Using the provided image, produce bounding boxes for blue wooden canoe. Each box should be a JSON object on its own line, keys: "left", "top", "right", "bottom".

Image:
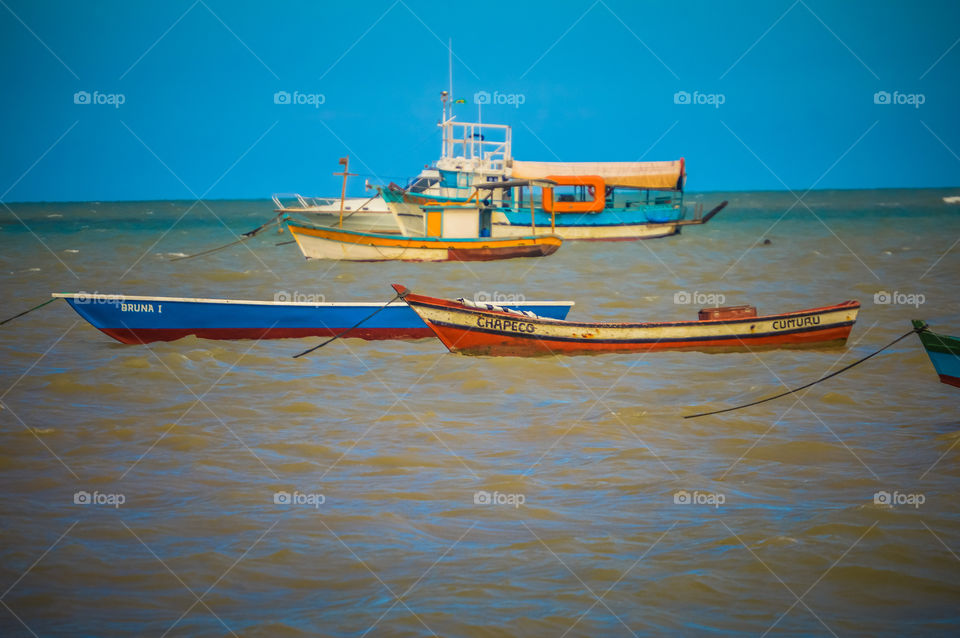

{"left": 914, "top": 320, "right": 960, "bottom": 388}
{"left": 53, "top": 293, "right": 574, "bottom": 344}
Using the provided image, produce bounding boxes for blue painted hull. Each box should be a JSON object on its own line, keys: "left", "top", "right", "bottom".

{"left": 388, "top": 190, "right": 683, "bottom": 227}
{"left": 914, "top": 320, "right": 960, "bottom": 388}
{"left": 55, "top": 294, "right": 574, "bottom": 344}
{"left": 497, "top": 205, "right": 682, "bottom": 227}
{"left": 927, "top": 350, "right": 960, "bottom": 386}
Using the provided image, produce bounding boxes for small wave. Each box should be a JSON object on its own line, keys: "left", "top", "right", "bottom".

{"left": 819, "top": 391, "right": 859, "bottom": 406}
{"left": 64, "top": 249, "right": 79, "bottom": 253}
{"left": 46, "top": 213, "right": 63, "bottom": 218}
{"left": 159, "top": 252, "right": 189, "bottom": 258}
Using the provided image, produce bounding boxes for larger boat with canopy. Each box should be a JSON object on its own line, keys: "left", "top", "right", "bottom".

{"left": 277, "top": 94, "right": 726, "bottom": 240}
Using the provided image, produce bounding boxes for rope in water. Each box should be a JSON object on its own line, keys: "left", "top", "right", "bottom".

{"left": 684, "top": 324, "right": 928, "bottom": 419}
{"left": 0, "top": 297, "right": 58, "bottom": 326}
{"left": 292, "top": 292, "right": 402, "bottom": 358}
{"left": 170, "top": 214, "right": 285, "bottom": 262}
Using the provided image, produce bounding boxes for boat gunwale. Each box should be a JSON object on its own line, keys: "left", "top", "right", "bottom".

{"left": 51, "top": 293, "right": 575, "bottom": 309}
{"left": 916, "top": 327, "right": 960, "bottom": 355}
{"left": 402, "top": 292, "right": 860, "bottom": 330}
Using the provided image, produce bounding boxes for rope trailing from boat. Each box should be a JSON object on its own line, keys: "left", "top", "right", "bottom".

{"left": 338, "top": 193, "right": 380, "bottom": 224}
{"left": 684, "top": 324, "right": 929, "bottom": 419}
{"left": 0, "top": 298, "right": 58, "bottom": 326}
{"left": 170, "top": 214, "right": 286, "bottom": 262}
{"left": 292, "top": 292, "right": 402, "bottom": 358}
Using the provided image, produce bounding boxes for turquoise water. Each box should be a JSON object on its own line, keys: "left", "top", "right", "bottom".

{"left": 1, "top": 189, "right": 959, "bottom": 636}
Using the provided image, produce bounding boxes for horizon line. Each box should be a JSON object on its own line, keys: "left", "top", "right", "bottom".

{"left": 3, "top": 184, "right": 959, "bottom": 206}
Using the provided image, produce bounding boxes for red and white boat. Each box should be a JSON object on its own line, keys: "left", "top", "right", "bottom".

{"left": 393, "top": 285, "right": 861, "bottom": 356}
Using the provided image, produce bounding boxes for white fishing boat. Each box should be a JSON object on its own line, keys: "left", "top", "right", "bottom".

{"left": 271, "top": 193, "right": 414, "bottom": 234}
{"left": 285, "top": 185, "right": 562, "bottom": 262}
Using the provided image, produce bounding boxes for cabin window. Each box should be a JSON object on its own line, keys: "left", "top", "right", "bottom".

{"left": 609, "top": 187, "right": 680, "bottom": 208}
{"left": 512, "top": 187, "right": 543, "bottom": 209}
{"left": 542, "top": 175, "right": 606, "bottom": 213}
{"left": 551, "top": 184, "right": 594, "bottom": 204}
{"left": 408, "top": 176, "right": 440, "bottom": 193}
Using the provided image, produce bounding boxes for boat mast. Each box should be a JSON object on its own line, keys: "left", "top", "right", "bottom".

{"left": 333, "top": 157, "right": 356, "bottom": 228}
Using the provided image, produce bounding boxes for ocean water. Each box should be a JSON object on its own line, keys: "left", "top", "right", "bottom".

{"left": 1, "top": 189, "right": 958, "bottom": 637}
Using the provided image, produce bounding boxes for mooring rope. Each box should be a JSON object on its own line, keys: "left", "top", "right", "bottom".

{"left": 0, "top": 297, "right": 58, "bottom": 326}
{"left": 684, "top": 324, "right": 928, "bottom": 419}
{"left": 170, "top": 214, "right": 286, "bottom": 262}
{"left": 292, "top": 292, "right": 402, "bottom": 358}
{"left": 337, "top": 193, "right": 380, "bottom": 224}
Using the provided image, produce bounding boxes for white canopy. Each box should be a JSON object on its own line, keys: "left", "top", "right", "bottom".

{"left": 511, "top": 159, "right": 684, "bottom": 190}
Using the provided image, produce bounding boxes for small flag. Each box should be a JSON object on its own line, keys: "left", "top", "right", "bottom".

{"left": 338, "top": 157, "right": 348, "bottom": 166}
{"left": 454, "top": 99, "right": 465, "bottom": 104}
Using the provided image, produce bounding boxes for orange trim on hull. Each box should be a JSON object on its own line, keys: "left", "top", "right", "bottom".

{"left": 288, "top": 223, "right": 561, "bottom": 250}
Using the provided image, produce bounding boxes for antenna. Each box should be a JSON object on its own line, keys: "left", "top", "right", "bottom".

{"left": 448, "top": 38, "right": 453, "bottom": 115}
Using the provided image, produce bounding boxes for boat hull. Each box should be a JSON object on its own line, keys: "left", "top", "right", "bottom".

{"left": 397, "top": 287, "right": 861, "bottom": 356}
{"left": 915, "top": 321, "right": 960, "bottom": 388}
{"left": 389, "top": 190, "right": 687, "bottom": 240}
{"left": 54, "top": 294, "right": 574, "bottom": 344}
{"left": 285, "top": 211, "right": 417, "bottom": 235}
{"left": 286, "top": 223, "right": 561, "bottom": 262}
{"left": 490, "top": 220, "right": 679, "bottom": 241}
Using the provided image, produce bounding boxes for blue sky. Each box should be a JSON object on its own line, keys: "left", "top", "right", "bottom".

{"left": 1, "top": 0, "right": 958, "bottom": 202}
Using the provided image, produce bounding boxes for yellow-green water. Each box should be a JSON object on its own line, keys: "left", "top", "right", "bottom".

{"left": 1, "top": 190, "right": 959, "bottom": 636}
